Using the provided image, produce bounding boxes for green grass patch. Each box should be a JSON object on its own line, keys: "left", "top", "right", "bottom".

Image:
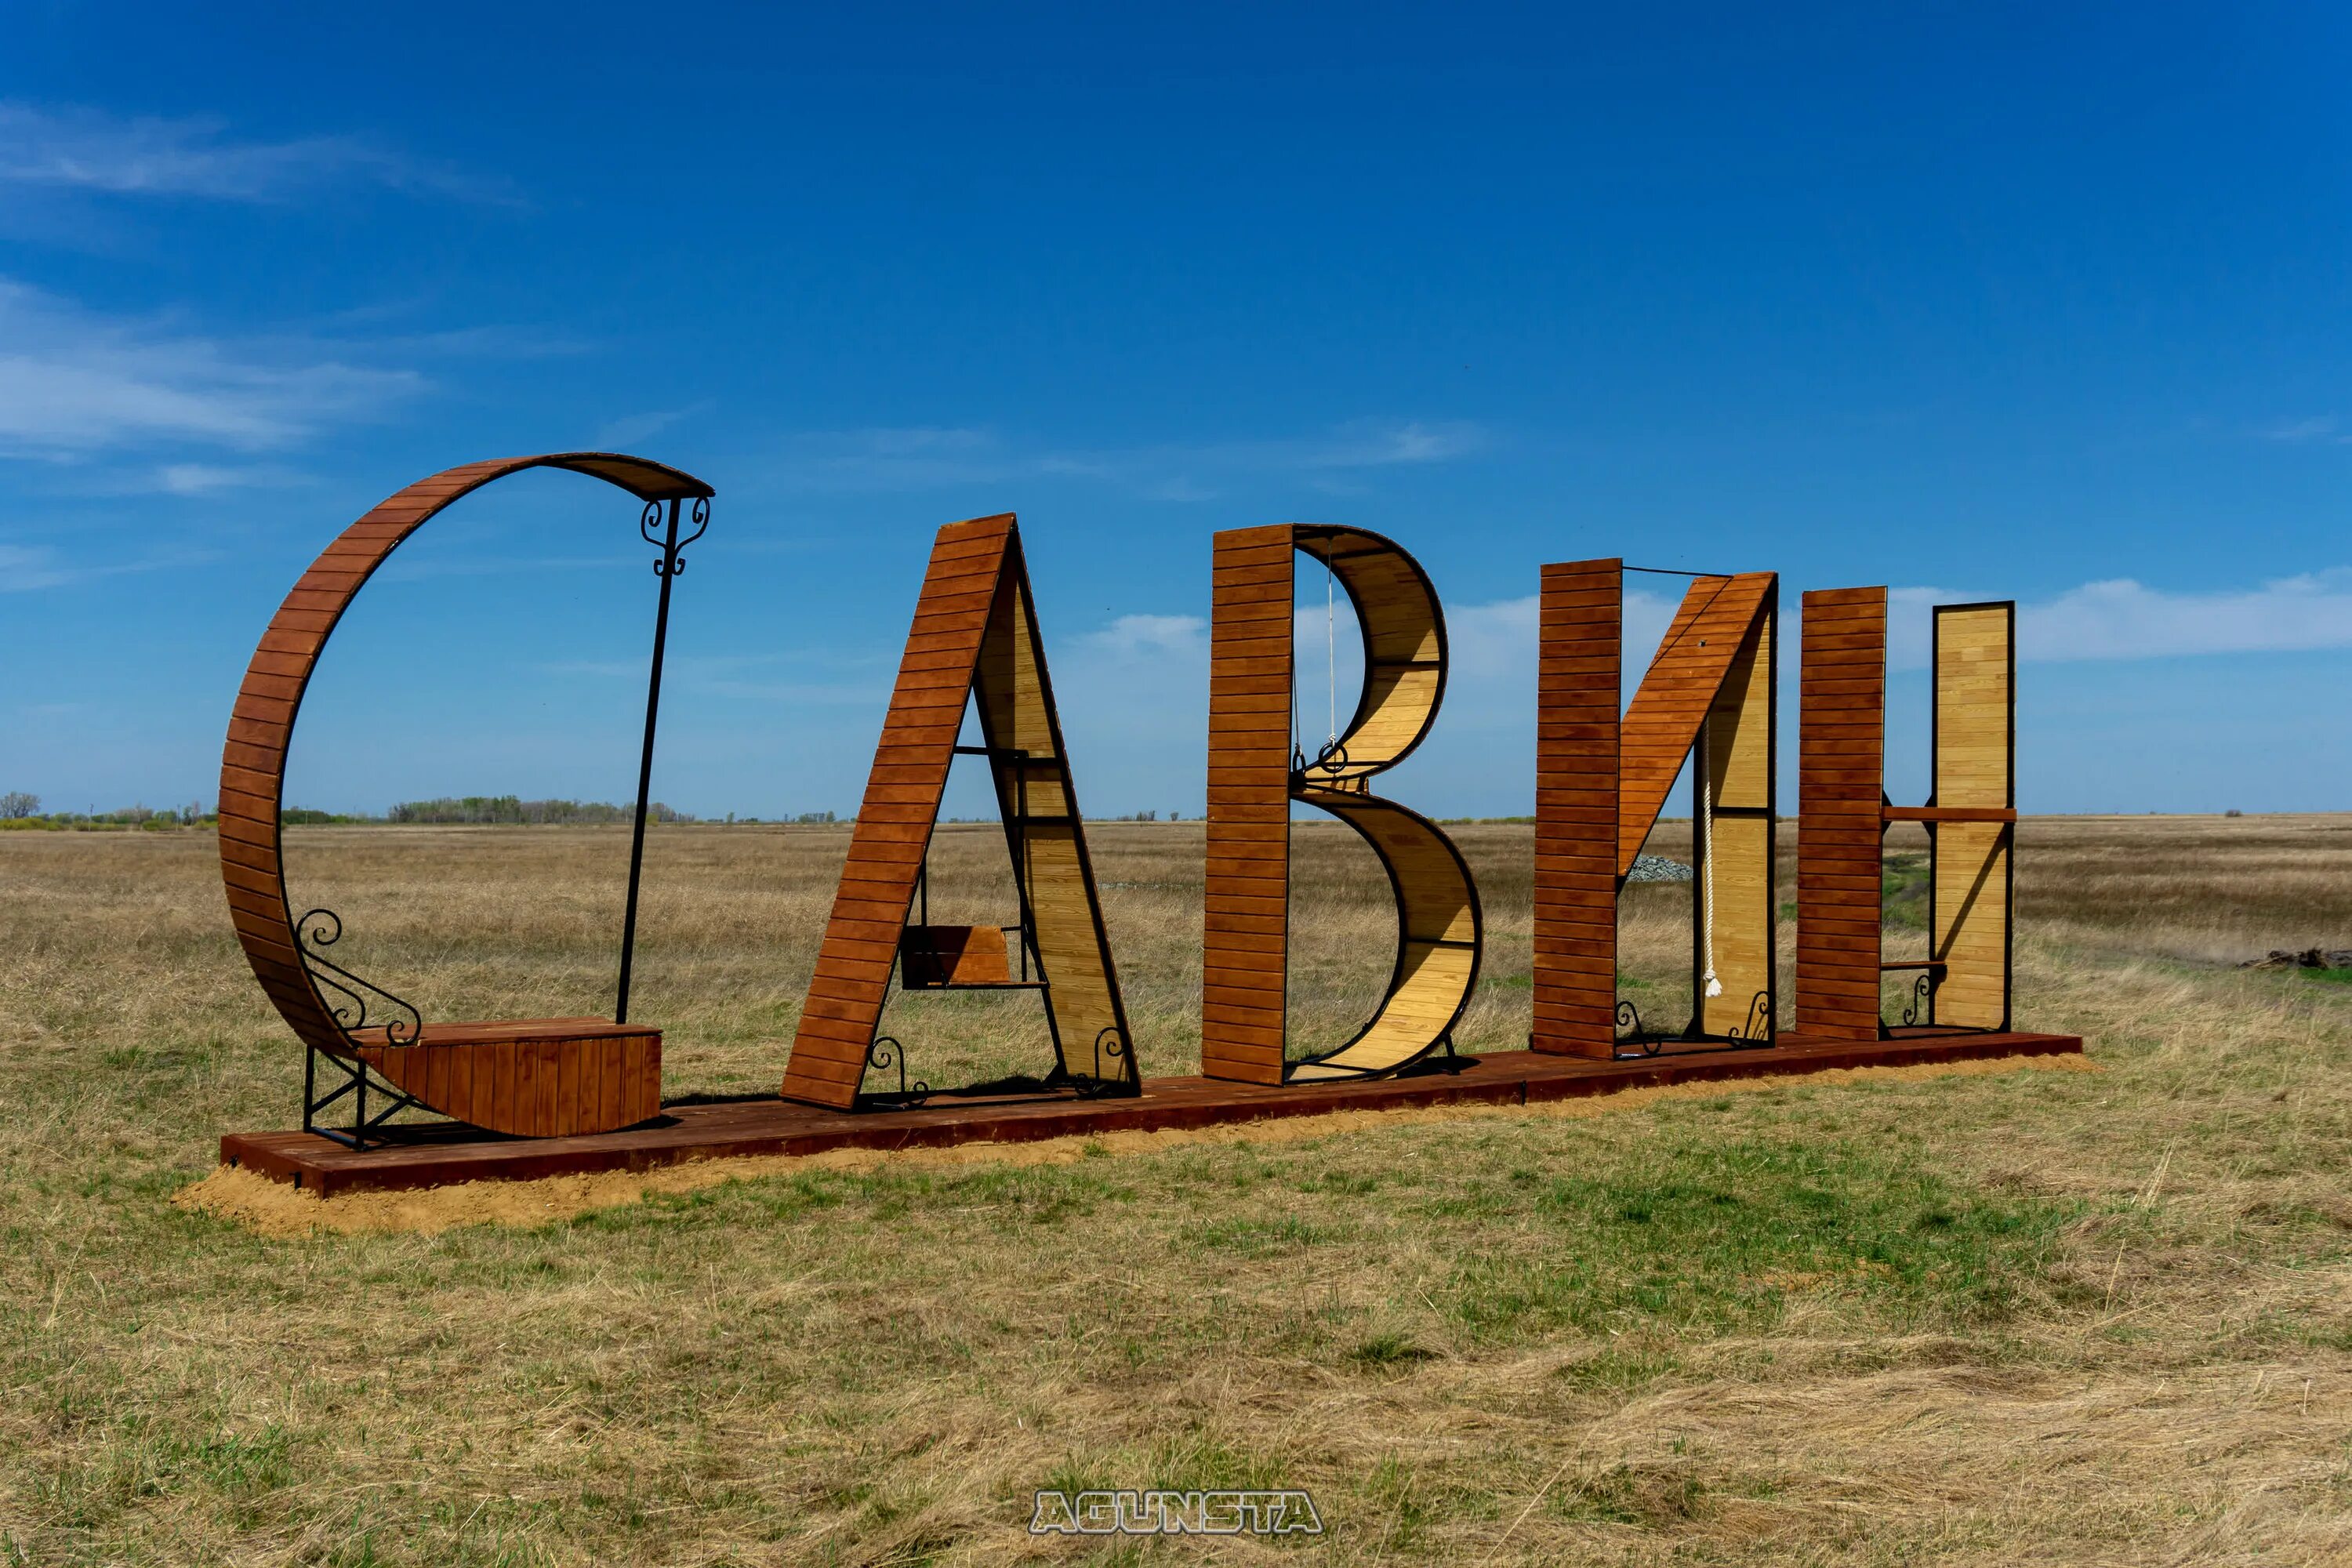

{"left": 1439, "top": 1134, "right": 2074, "bottom": 1341}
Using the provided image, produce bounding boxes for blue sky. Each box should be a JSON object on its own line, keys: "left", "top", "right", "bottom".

{"left": 4, "top": 2, "right": 2348, "bottom": 821}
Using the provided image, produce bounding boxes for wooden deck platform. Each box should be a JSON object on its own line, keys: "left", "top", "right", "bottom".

{"left": 221, "top": 1029, "right": 2083, "bottom": 1197}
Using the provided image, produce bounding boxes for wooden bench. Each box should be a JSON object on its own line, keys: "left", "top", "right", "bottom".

{"left": 349, "top": 1018, "right": 662, "bottom": 1138}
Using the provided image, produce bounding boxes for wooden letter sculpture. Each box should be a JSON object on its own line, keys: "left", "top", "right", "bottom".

{"left": 220, "top": 453, "right": 712, "bottom": 1142}
{"left": 781, "top": 515, "right": 1136, "bottom": 1109}
{"left": 1531, "top": 561, "right": 1778, "bottom": 1057}
{"left": 1798, "top": 592, "right": 2016, "bottom": 1038}
{"left": 1200, "top": 524, "right": 1483, "bottom": 1083}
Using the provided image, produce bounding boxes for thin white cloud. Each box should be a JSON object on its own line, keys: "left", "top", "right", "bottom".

{"left": 0, "top": 540, "right": 216, "bottom": 592}
{"left": 2020, "top": 571, "right": 2352, "bottom": 662}
{"left": 596, "top": 401, "right": 713, "bottom": 448}
{"left": 1083, "top": 613, "right": 1207, "bottom": 657}
{"left": 764, "top": 419, "right": 1488, "bottom": 498}
{"left": 0, "top": 279, "right": 423, "bottom": 457}
{"left": 2263, "top": 416, "right": 2352, "bottom": 446}
{"left": 0, "top": 101, "right": 509, "bottom": 204}
{"left": 53, "top": 459, "right": 311, "bottom": 496}
{"left": 1293, "top": 419, "right": 1484, "bottom": 468}
{"left": 1873, "top": 572, "right": 2352, "bottom": 667}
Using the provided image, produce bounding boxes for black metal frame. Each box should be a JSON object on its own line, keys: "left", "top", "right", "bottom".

{"left": 1882, "top": 600, "right": 2014, "bottom": 1036}
{"left": 302, "top": 1043, "right": 441, "bottom": 1150}
{"left": 616, "top": 495, "right": 708, "bottom": 1024}
{"left": 1615, "top": 579, "right": 1780, "bottom": 1060}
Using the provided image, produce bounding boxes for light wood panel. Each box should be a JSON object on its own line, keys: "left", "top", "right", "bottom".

{"left": 1697, "top": 599, "right": 1776, "bottom": 1036}
{"left": 1531, "top": 558, "right": 1621, "bottom": 1058}
{"left": 218, "top": 454, "right": 711, "bottom": 1138}
{"left": 1795, "top": 586, "right": 1887, "bottom": 1041}
{"left": 781, "top": 515, "right": 1134, "bottom": 1107}
{"left": 1932, "top": 604, "right": 2014, "bottom": 1029}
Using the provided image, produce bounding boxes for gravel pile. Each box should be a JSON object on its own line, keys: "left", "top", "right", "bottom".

{"left": 1626, "top": 855, "right": 1693, "bottom": 883}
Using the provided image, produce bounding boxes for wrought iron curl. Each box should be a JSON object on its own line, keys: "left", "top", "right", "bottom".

{"left": 1074, "top": 1025, "right": 1134, "bottom": 1098}
{"left": 1899, "top": 971, "right": 1932, "bottom": 1027}
{"left": 1724, "top": 989, "right": 1774, "bottom": 1043}
{"left": 296, "top": 907, "right": 421, "bottom": 1047}
{"left": 1614, "top": 999, "right": 1661, "bottom": 1058}
{"left": 643, "top": 496, "right": 709, "bottom": 580}
{"left": 866, "top": 1036, "right": 929, "bottom": 1106}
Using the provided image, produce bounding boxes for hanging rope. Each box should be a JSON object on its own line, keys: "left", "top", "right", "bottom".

{"left": 1289, "top": 571, "right": 1305, "bottom": 773}
{"left": 1325, "top": 555, "right": 1339, "bottom": 757}
{"left": 1698, "top": 717, "right": 1722, "bottom": 999}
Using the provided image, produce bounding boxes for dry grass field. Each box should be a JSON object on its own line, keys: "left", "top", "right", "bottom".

{"left": 3, "top": 813, "right": 2350, "bottom": 1565}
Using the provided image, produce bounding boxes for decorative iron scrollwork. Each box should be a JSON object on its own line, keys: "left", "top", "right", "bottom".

{"left": 1063, "top": 1025, "right": 1134, "bottom": 1099}
{"left": 1614, "top": 999, "right": 1662, "bottom": 1058}
{"left": 1614, "top": 991, "right": 1775, "bottom": 1058}
{"left": 296, "top": 907, "right": 421, "bottom": 1047}
{"left": 1898, "top": 970, "right": 1933, "bottom": 1027}
{"left": 862, "top": 1036, "right": 930, "bottom": 1109}
{"left": 1727, "top": 989, "right": 1775, "bottom": 1043}
{"left": 641, "top": 495, "right": 710, "bottom": 579}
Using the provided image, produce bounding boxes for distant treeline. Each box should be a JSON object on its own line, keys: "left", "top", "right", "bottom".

{"left": 386, "top": 796, "right": 693, "bottom": 826}
{"left": 0, "top": 793, "right": 214, "bottom": 832}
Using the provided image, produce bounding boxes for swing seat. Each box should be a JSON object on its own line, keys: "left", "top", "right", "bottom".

{"left": 898, "top": 926, "right": 1035, "bottom": 989}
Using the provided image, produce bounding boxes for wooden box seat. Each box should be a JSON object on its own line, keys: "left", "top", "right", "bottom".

{"left": 898, "top": 925, "right": 1040, "bottom": 989}
{"left": 348, "top": 1017, "right": 662, "bottom": 1138}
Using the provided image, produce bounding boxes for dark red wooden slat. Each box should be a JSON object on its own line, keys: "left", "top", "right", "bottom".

{"left": 1795, "top": 586, "right": 1887, "bottom": 1041}
{"left": 1531, "top": 559, "right": 1621, "bottom": 1059}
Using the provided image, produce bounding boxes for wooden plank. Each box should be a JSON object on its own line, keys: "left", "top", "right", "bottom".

{"left": 1201, "top": 525, "right": 1294, "bottom": 1083}
{"left": 1532, "top": 558, "right": 1620, "bottom": 1059}
{"left": 1795, "top": 586, "right": 1886, "bottom": 1040}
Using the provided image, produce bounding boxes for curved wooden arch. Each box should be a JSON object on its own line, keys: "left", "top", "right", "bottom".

{"left": 218, "top": 452, "right": 713, "bottom": 1136}
{"left": 1200, "top": 523, "right": 1483, "bottom": 1083}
